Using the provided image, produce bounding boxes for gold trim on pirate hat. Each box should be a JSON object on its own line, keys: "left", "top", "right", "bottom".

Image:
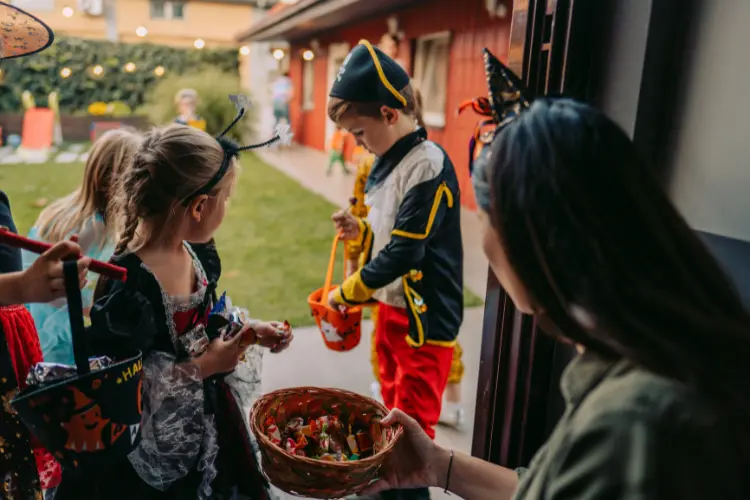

{"left": 0, "top": 1, "right": 54, "bottom": 61}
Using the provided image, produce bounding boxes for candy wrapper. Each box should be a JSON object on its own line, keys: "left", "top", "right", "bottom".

{"left": 207, "top": 291, "right": 249, "bottom": 341}
{"left": 25, "top": 356, "right": 114, "bottom": 387}
{"left": 265, "top": 413, "right": 385, "bottom": 462}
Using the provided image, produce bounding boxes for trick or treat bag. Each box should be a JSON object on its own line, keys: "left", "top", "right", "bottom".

{"left": 12, "top": 260, "right": 143, "bottom": 471}
{"left": 307, "top": 234, "right": 363, "bottom": 352}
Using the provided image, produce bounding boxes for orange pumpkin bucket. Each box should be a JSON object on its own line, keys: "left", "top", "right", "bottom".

{"left": 307, "top": 234, "right": 362, "bottom": 352}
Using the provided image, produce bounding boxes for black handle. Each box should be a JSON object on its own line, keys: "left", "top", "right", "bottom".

{"left": 64, "top": 260, "right": 89, "bottom": 375}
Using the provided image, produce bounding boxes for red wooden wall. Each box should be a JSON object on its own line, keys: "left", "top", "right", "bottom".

{"left": 288, "top": 0, "right": 513, "bottom": 210}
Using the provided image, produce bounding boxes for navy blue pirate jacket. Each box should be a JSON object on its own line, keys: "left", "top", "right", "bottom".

{"left": 334, "top": 128, "right": 463, "bottom": 347}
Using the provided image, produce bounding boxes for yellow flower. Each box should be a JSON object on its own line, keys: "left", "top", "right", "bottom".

{"left": 88, "top": 101, "right": 108, "bottom": 116}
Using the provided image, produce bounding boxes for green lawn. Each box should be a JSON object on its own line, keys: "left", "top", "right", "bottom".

{"left": 2, "top": 153, "right": 481, "bottom": 326}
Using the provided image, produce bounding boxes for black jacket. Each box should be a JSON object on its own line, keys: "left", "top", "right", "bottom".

{"left": 336, "top": 129, "right": 464, "bottom": 347}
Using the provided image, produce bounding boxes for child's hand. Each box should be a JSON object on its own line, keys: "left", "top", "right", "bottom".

{"left": 327, "top": 289, "right": 348, "bottom": 313}
{"left": 196, "top": 333, "right": 245, "bottom": 378}
{"left": 21, "top": 240, "right": 90, "bottom": 304}
{"left": 331, "top": 210, "right": 360, "bottom": 240}
{"left": 253, "top": 321, "right": 294, "bottom": 353}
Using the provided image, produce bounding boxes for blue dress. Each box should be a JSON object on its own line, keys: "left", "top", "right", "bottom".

{"left": 22, "top": 213, "right": 116, "bottom": 365}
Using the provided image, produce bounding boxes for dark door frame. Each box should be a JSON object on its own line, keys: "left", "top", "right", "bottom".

{"left": 470, "top": 0, "right": 696, "bottom": 466}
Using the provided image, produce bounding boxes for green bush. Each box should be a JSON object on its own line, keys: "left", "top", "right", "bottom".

{"left": 0, "top": 36, "right": 239, "bottom": 114}
{"left": 139, "top": 67, "right": 254, "bottom": 140}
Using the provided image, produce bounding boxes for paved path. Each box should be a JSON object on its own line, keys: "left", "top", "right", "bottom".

{"left": 0, "top": 144, "right": 90, "bottom": 165}
{"left": 256, "top": 146, "right": 487, "bottom": 500}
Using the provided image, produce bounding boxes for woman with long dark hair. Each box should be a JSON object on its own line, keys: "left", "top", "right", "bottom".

{"left": 362, "top": 50, "right": 750, "bottom": 500}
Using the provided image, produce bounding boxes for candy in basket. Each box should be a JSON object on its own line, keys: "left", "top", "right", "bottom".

{"left": 250, "top": 387, "right": 402, "bottom": 499}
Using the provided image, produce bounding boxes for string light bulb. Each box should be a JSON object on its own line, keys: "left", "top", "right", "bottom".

{"left": 92, "top": 65, "right": 104, "bottom": 76}
{"left": 124, "top": 62, "right": 136, "bottom": 73}
{"left": 62, "top": 6, "right": 74, "bottom": 17}
{"left": 60, "top": 67, "right": 72, "bottom": 78}
{"left": 239, "top": 45, "right": 250, "bottom": 56}
{"left": 273, "top": 49, "right": 285, "bottom": 60}
{"left": 154, "top": 66, "right": 166, "bottom": 77}
{"left": 136, "top": 26, "right": 148, "bottom": 37}
{"left": 194, "top": 38, "right": 205, "bottom": 49}
{"left": 302, "top": 49, "right": 314, "bottom": 61}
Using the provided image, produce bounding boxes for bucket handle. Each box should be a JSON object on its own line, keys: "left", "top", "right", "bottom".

{"left": 320, "top": 233, "right": 350, "bottom": 307}
{"left": 63, "top": 260, "right": 90, "bottom": 375}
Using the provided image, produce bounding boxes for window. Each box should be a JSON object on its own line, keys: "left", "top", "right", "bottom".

{"left": 11, "top": 0, "right": 54, "bottom": 10}
{"left": 171, "top": 1, "right": 184, "bottom": 19}
{"left": 302, "top": 60, "right": 315, "bottom": 111}
{"left": 413, "top": 32, "right": 451, "bottom": 128}
{"left": 150, "top": 0, "right": 185, "bottom": 20}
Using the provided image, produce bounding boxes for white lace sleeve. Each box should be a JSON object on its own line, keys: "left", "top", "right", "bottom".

{"left": 127, "top": 351, "right": 215, "bottom": 491}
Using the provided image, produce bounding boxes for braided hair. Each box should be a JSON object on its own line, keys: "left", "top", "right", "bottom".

{"left": 110, "top": 106, "right": 284, "bottom": 256}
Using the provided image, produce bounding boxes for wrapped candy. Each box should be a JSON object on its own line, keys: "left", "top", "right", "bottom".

{"left": 329, "top": 434, "right": 344, "bottom": 454}
{"left": 267, "top": 412, "right": 387, "bottom": 462}
{"left": 265, "top": 417, "right": 281, "bottom": 445}
{"left": 371, "top": 417, "right": 387, "bottom": 453}
{"left": 26, "top": 356, "right": 114, "bottom": 386}
{"left": 346, "top": 427, "right": 359, "bottom": 455}
{"left": 319, "top": 431, "right": 330, "bottom": 453}
{"left": 287, "top": 417, "right": 304, "bottom": 434}
{"left": 285, "top": 438, "right": 297, "bottom": 455}
{"left": 355, "top": 431, "right": 373, "bottom": 454}
{"left": 296, "top": 435, "right": 309, "bottom": 451}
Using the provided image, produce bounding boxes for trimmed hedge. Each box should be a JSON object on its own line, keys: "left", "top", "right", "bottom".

{"left": 0, "top": 36, "right": 239, "bottom": 114}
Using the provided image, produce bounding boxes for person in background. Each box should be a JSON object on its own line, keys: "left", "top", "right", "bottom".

{"left": 379, "top": 33, "right": 409, "bottom": 72}
{"left": 23, "top": 128, "right": 140, "bottom": 366}
{"left": 363, "top": 51, "right": 750, "bottom": 500}
{"left": 174, "top": 88, "right": 206, "bottom": 131}
{"left": 271, "top": 71, "right": 294, "bottom": 133}
{"left": 328, "top": 123, "right": 351, "bottom": 175}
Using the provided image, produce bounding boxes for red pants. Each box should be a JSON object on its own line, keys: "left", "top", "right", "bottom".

{"left": 375, "top": 303, "right": 454, "bottom": 440}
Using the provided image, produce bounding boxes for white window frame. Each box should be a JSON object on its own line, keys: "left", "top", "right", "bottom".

{"left": 412, "top": 31, "right": 452, "bottom": 129}
{"left": 150, "top": 0, "right": 185, "bottom": 20}
{"left": 12, "top": 0, "right": 54, "bottom": 10}
{"left": 302, "top": 59, "right": 315, "bottom": 111}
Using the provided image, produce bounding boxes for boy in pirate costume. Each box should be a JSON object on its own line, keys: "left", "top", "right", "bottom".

{"left": 350, "top": 131, "right": 467, "bottom": 430}
{"left": 329, "top": 41, "right": 463, "bottom": 499}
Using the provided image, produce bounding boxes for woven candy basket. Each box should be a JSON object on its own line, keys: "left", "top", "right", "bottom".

{"left": 250, "top": 387, "right": 402, "bottom": 498}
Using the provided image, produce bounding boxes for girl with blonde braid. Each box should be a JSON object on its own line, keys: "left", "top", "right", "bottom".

{"left": 67, "top": 120, "right": 294, "bottom": 498}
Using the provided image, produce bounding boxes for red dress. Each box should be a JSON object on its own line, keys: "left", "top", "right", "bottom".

{"left": 1, "top": 304, "right": 62, "bottom": 495}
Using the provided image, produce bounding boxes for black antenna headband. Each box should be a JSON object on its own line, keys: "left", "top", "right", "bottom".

{"left": 183, "top": 105, "right": 292, "bottom": 205}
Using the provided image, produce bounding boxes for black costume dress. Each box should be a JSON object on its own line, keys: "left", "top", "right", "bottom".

{"left": 55, "top": 241, "right": 268, "bottom": 500}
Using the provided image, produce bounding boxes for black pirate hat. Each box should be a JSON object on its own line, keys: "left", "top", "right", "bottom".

{"left": 329, "top": 39, "right": 410, "bottom": 109}
{"left": 0, "top": 2, "right": 54, "bottom": 60}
